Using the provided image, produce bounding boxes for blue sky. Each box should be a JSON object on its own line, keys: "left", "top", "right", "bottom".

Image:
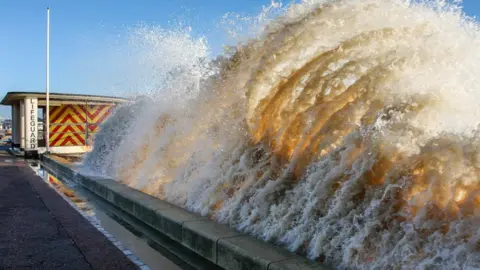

{"left": 0, "top": 0, "right": 480, "bottom": 118}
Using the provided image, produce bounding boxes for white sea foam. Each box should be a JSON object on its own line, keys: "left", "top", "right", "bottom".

{"left": 84, "top": 1, "right": 480, "bottom": 269}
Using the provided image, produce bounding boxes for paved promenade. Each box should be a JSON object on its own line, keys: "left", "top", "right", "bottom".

{"left": 0, "top": 148, "right": 138, "bottom": 269}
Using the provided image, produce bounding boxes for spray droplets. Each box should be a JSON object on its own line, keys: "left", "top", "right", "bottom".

{"left": 85, "top": 1, "right": 480, "bottom": 269}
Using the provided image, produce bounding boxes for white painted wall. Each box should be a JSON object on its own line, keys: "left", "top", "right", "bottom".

{"left": 20, "top": 100, "right": 25, "bottom": 149}
{"left": 11, "top": 104, "right": 17, "bottom": 144}
{"left": 37, "top": 146, "right": 90, "bottom": 154}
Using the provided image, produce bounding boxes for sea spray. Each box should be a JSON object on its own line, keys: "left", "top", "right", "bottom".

{"left": 84, "top": 1, "right": 480, "bottom": 268}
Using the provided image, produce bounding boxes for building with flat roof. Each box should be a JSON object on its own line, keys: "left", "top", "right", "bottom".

{"left": 1, "top": 92, "right": 127, "bottom": 156}
{"left": 2, "top": 119, "right": 12, "bottom": 131}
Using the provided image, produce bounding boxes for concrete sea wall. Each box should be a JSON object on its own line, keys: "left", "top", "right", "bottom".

{"left": 41, "top": 155, "right": 330, "bottom": 270}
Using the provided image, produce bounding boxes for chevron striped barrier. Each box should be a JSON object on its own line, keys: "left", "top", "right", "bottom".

{"left": 49, "top": 104, "right": 113, "bottom": 147}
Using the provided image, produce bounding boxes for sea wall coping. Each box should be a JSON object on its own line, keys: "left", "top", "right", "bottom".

{"left": 41, "top": 155, "right": 331, "bottom": 270}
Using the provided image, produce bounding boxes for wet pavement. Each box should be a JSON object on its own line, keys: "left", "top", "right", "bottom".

{"left": 0, "top": 148, "right": 138, "bottom": 269}
{"left": 36, "top": 165, "right": 182, "bottom": 270}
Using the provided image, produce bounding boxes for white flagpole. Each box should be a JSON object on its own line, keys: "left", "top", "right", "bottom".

{"left": 46, "top": 7, "right": 50, "bottom": 153}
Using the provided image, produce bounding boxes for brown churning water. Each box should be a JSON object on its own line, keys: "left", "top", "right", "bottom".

{"left": 84, "top": 1, "right": 480, "bottom": 268}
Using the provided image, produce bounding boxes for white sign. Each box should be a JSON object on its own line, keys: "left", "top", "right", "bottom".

{"left": 24, "top": 98, "right": 38, "bottom": 150}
